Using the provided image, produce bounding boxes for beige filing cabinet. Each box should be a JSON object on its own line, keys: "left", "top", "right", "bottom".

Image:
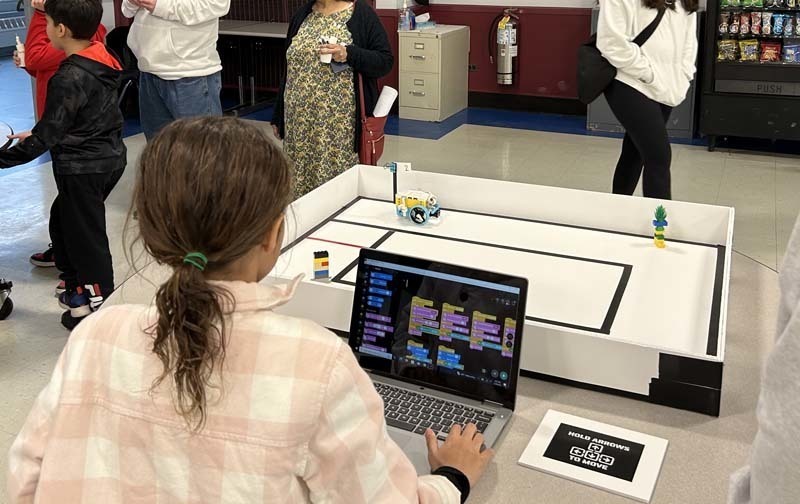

{"left": 399, "top": 25, "right": 470, "bottom": 122}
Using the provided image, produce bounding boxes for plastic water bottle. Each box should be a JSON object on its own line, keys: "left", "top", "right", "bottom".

{"left": 398, "top": 0, "right": 416, "bottom": 31}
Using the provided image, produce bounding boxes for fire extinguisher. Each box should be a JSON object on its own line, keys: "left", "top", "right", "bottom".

{"left": 489, "top": 8, "right": 520, "bottom": 86}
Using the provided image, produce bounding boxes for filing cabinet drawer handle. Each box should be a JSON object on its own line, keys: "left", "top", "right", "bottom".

{"left": 410, "top": 55, "right": 427, "bottom": 60}
{"left": 410, "top": 91, "right": 426, "bottom": 97}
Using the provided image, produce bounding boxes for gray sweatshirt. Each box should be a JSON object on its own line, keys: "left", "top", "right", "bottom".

{"left": 728, "top": 213, "right": 800, "bottom": 503}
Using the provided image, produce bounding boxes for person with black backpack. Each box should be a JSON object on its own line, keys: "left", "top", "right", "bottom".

{"left": 596, "top": 0, "right": 698, "bottom": 200}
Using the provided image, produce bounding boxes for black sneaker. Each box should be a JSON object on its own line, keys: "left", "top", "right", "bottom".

{"left": 60, "top": 284, "right": 105, "bottom": 330}
{"left": 61, "top": 310, "right": 83, "bottom": 331}
{"left": 30, "top": 244, "right": 56, "bottom": 268}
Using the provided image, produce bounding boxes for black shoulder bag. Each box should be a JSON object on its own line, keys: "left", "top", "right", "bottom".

{"left": 577, "top": 7, "right": 666, "bottom": 105}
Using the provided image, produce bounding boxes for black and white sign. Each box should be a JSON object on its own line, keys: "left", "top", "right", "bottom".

{"left": 543, "top": 423, "right": 645, "bottom": 482}
{"left": 518, "top": 410, "right": 668, "bottom": 503}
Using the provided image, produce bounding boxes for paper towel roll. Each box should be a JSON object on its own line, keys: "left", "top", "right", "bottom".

{"left": 373, "top": 86, "right": 398, "bottom": 118}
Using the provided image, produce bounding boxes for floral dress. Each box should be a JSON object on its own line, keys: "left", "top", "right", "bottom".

{"left": 284, "top": 5, "right": 358, "bottom": 198}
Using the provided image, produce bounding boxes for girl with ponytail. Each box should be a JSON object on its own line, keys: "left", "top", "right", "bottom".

{"left": 9, "top": 117, "right": 487, "bottom": 503}
{"left": 133, "top": 117, "right": 292, "bottom": 430}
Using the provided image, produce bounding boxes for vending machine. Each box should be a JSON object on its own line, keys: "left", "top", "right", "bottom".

{"left": 700, "top": 0, "right": 800, "bottom": 149}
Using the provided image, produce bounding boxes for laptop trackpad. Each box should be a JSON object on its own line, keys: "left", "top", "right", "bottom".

{"left": 388, "top": 428, "right": 431, "bottom": 475}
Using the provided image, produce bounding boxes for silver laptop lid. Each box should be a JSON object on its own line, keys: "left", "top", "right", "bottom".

{"left": 348, "top": 248, "right": 528, "bottom": 411}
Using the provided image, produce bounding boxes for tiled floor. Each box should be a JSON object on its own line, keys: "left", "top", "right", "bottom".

{"left": 1, "top": 53, "right": 800, "bottom": 502}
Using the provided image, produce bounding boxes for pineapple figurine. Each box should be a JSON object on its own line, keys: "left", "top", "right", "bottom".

{"left": 653, "top": 205, "right": 668, "bottom": 249}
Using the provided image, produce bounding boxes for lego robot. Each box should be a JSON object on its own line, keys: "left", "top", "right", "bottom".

{"left": 384, "top": 162, "right": 441, "bottom": 225}
{"left": 395, "top": 190, "right": 441, "bottom": 225}
{"left": 0, "top": 279, "right": 12, "bottom": 320}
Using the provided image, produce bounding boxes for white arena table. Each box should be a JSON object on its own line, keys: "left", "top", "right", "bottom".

{"left": 269, "top": 165, "right": 734, "bottom": 416}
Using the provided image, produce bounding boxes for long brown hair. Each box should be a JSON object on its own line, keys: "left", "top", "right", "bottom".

{"left": 643, "top": 0, "right": 699, "bottom": 12}
{"left": 129, "top": 117, "right": 293, "bottom": 430}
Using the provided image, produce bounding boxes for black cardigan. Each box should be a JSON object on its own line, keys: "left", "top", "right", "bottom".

{"left": 271, "top": 0, "right": 394, "bottom": 152}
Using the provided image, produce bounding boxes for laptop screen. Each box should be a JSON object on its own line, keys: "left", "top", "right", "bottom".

{"left": 349, "top": 248, "right": 528, "bottom": 410}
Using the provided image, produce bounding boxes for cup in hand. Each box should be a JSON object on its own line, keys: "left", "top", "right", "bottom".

{"left": 319, "top": 36, "right": 338, "bottom": 64}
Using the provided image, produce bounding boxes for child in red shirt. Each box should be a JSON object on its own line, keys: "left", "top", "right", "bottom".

{"left": 16, "top": 0, "right": 107, "bottom": 119}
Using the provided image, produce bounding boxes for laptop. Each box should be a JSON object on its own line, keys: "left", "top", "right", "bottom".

{"left": 349, "top": 248, "right": 528, "bottom": 474}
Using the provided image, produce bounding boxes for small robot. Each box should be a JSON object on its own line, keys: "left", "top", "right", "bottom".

{"left": 395, "top": 190, "right": 441, "bottom": 225}
{"left": 384, "top": 162, "right": 442, "bottom": 226}
{"left": 0, "top": 279, "right": 13, "bottom": 320}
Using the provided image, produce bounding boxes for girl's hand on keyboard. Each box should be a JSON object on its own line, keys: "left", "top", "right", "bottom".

{"left": 425, "top": 423, "right": 495, "bottom": 487}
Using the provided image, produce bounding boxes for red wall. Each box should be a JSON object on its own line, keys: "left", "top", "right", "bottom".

{"left": 378, "top": 5, "right": 591, "bottom": 101}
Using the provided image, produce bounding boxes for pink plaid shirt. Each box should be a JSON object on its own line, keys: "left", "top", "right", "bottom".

{"left": 7, "top": 279, "right": 460, "bottom": 503}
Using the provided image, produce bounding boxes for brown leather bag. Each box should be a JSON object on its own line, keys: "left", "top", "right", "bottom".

{"left": 358, "top": 74, "right": 387, "bottom": 166}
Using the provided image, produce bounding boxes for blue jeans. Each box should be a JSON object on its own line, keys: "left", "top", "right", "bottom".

{"left": 139, "top": 72, "right": 223, "bottom": 140}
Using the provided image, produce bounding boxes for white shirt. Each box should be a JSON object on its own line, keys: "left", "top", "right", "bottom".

{"left": 597, "top": 0, "right": 698, "bottom": 107}
{"left": 122, "top": 0, "right": 231, "bottom": 80}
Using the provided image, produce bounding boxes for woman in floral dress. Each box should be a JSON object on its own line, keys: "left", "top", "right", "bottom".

{"left": 272, "top": 0, "right": 393, "bottom": 197}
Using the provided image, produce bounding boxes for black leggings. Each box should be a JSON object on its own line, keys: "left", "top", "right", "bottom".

{"left": 605, "top": 81, "right": 673, "bottom": 200}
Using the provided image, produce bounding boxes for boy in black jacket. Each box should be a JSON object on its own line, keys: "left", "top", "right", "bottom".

{"left": 0, "top": 0, "right": 126, "bottom": 330}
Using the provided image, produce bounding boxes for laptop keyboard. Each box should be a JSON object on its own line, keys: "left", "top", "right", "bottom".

{"left": 374, "top": 382, "right": 495, "bottom": 441}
